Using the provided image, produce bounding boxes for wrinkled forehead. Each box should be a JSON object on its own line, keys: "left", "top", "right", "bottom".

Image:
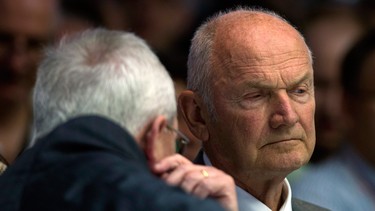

{"left": 0, "top": 0, "right": 58, "bottom": 36}
{"left": 211, "top": 12, "right": 311, "bottom": 76}
{"left": 215, "top": 13, "right": 307, "bottom": 57}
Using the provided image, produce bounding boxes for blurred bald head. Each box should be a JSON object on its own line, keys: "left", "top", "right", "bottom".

{"left": 0, "top": 0, "right": 59, "bottom": 105}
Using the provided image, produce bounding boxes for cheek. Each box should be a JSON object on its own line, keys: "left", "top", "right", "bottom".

{"left": 155, "top": 137, "right": 175, "bottom": 162}
{"left": 216, "top": 108, "right": 265, "bottom": 138}
{"left": 297, "top": 97, "right": 315, "bottom": 125}
{"left": 303, "top": 111, "right": 315, "bottom": 134}
{"left": 167, "top": 138, "right": 176, "bottom": 156}
{"left": 299, "top": 103, "right": 316, "bottom": 151}
{"left": 218, "top": 111, "right": 266, "bottom": 153}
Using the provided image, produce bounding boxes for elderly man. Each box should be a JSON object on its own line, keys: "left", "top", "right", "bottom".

{"left": 179, "top": 8, "right": 327, "bottom": 211}
{"left": 0, "top": 29, "right": 237, "bottom": 211}
{"left": 0, "top": 0, "right": 58, "bottom": 172}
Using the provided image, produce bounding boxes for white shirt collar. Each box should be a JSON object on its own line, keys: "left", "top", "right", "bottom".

{"left": 203, "top": 152, "right": 293, "bottom": 211}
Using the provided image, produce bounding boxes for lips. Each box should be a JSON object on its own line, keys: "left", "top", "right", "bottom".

{"left": 262, "top": 135, "right": 304, "bottom": 148}
{"left": 269, "top": 138, "right": 300, "bottom": 144}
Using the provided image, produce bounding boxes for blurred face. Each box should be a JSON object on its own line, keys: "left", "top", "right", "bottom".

{"left": 131, "top": 0, "right": 194, "bottom": 50}
{"left": 313, "top": 43, "right": 343, "bottom": 149}
{"left": 204, "top": 15, "right": 316, "bottom": 178}
{"left": 349, "top": 51, "right": 375, "bottom": 166}
{"left": 306, "top": 18, "right": 362, "bottom": 150}
{"left": 0, "top": 0, "right": 56, "bottom": 104}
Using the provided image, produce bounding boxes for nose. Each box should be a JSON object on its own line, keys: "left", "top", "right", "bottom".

{"left": 269, "top": 91, "right": 299, "bottom": 129}
{"left": 3, "top": 37, "right": 29, "bottom": 75}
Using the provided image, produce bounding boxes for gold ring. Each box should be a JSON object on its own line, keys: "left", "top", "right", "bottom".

{"left": 201, "top": 169, "right": 209, "bottom": 178}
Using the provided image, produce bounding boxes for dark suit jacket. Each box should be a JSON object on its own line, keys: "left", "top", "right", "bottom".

{"left": 194, "top": 151, "right": 329, "bottom": 211}
{"left": 0, "top": 116, "right": 224, "bottom": 211}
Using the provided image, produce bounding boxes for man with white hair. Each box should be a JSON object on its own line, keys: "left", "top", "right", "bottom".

{"left": 0, "top": 29, "right": 237, "bottom": 211}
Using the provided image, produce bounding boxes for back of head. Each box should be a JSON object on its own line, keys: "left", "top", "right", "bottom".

{"left": 32, "top": 29, "right": 176, "bottom": 143}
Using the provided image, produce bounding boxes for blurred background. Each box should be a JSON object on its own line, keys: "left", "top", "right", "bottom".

{"left": 57, "top": 3, "right": 375, "bottom": 210}
{"left": 2, "top": 0, "right": 375, "bottom": 166}
{"left": 52, "top": 0, "right": 373, "bottom": 163}
{"left": 2, "top": 0, "right": 375, "bottom": 209}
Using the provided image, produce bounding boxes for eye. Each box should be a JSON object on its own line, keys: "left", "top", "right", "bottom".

{"left": 243, "top": 91, "right": 269, "bottom": 101}
{"left": 238, "top": 90, "right": 269, "bottom": 109}
{"left": 289, "top": 86, "right": 311, "bottom": 103}
{"left": 292, "top": 88, "right": 307, "bottom": 95}
{"left": 247, "top": 93, "right": 263, "bottom": 99}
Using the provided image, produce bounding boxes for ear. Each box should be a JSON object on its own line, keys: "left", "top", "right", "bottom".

{"left": 144, "top": 116, "right": 170, "bottom": 166}
{"left": 178, "top": 90, "right": 209, "bottom": 141}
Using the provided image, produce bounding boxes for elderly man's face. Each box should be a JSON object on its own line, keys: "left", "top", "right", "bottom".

{"left": 0, "top": 0, "right": 56, "bottom": 104}
{"left": 203, "top": 18, "right": 316, "bottom": 177}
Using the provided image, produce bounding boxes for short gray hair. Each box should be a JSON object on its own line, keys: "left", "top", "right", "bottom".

{"left": 187, "top": 7, "right": 312, "bottom": 118}
{"left": 32, "top": 29, "right": 176, "bottom": 143}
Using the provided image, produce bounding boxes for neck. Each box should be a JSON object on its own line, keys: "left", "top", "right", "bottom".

{"left": 0, "top": 99, "right": 29, "bottom": 122}
{"left": 0, "top": 101, "right": 31, "bottom": 164}
{"left": 236, "top": 174, "right": 286, "bottom": 210}
{"left": 206, "top": 150, "right": 287, "bottom": 211}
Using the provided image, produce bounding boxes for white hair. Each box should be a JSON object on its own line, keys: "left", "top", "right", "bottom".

{"left": 31, "top": 29, "right": 176, "bottom": 144}
{"left": 187, "top": 7, "right": 312, "bottom": 119}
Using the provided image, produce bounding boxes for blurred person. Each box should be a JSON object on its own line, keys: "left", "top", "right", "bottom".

{"left": 57, "top": 0, "right": 129, "bottom": 39}
{"left": 129, "top": 0, "right": 197, "bottom": 55}
{"left": 179, "top": 7, "right": 327, "bottom": 211}
{"left": 0, "top": 0, "right": 58, "bottom": 172}
{"left": 358, "top": 0, "right": 375, "bottom": 27}
{"left": 126, "top": 0, "right": 202, "bottom": 90}
{"left": 302, "top": 7, "right": 365, "bottom": 162}
{"left": 292, "top": 29, "right": 375, "bottom": 211}
{"left": 0, "top": 29, "right": 237, "bottom": 211}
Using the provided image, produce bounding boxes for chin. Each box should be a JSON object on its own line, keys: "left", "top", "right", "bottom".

{"left": 0, "top": 86, "right": 32, "bottom": 104}
{"left": 270, "top": 152, "right": 310, "bottom": 173}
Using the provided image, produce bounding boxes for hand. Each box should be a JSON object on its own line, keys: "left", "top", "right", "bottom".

{"left": 153, "top": 154, "right": 238, "bottom": 211}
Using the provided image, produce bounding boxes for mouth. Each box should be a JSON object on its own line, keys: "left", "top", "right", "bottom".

{"left": 263, "top": 138, "right": 301, "bottom": 147}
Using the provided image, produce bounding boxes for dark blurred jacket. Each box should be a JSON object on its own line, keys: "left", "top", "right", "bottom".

{"left": 0, "top": 116, "right": 224, "bottom": 211}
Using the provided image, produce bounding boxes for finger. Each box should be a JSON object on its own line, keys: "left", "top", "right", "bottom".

{"left": 152, "top": 154, "right": 191, "bottom": 174}
{"left": 190, "top": 167, "right": 234, "bottom": 198}
{"left": 191, "top": 179, "right": 211, "bottom": 199}
{"left": 193, "top": 176, "right": 237, "bottom": 211}
{"left": 180, "top": 169, "right": 207, "bottom": 194}
{"left": 163, "top": 164, "right": 194, "bottom": 186}
{"left": 166, "top": 165, "right": 214, "bottom": 188}
{"left": 164, "top": 165, "right": 211, "bottom": 187}
{"left": 167, "top": 165, "right": 237, "bottom": 211}
{"left": 162, "top": 164, "right": 210, "bottom": 188}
